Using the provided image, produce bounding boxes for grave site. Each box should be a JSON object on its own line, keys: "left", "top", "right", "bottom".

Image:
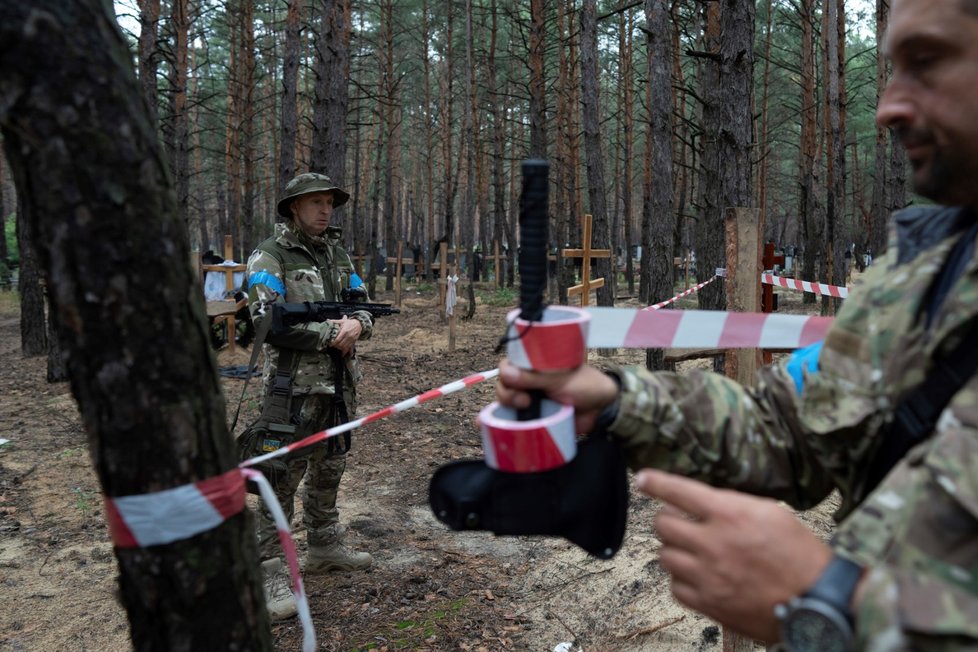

{"left": 0, "top": 238, "right": 849, "bottom": 651}
{"left": 0, "top": 0, "right": 910, "bottom": 650}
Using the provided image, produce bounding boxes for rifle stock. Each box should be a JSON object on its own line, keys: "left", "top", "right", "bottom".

{"left": 271, "top": 301, "right": 400, "bottom": 335}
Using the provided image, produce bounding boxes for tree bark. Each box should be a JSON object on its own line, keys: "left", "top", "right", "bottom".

{"left": 0, "top": 1, "right": 270, "bottom": 648}
{"left": 136, "top": 0, "right": 160, "bottom": 127}
{"left": 798, "top": 0, "right": 821, "bottom": 303}
{"left": 312, "top": 0, "right": 351, "bottom": 190}
{"left": 163, "top": 0, "right": 191, "bottom": 237}
{"left": 643, "top": 0, "right": 675, "bottom": 370}
{"left": 580, "top": 0, "right": 613, "bottom": 307}
{"left": 528, "top": 0, "right": 547, "bottom": 160}
{"left": 16, "top": 188, "right": 46, "bottom": 357}
{"left": 869, "top": 0, "right": 889, "bottom": 260}
{"left": 277, "top": 0, "right": 302, "bottom": 196}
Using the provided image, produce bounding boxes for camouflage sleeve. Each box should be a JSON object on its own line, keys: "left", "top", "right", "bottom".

{"left": 350, "top": 310, "right": 373, "bottom": 341}
{"left": 607, "top": 360, "right": 836, "bottom": 509}
{"left": 246, "top": 248, "right": 338, "bottom": 351}
{"left": 853, "top": 564, "right": 978, "bottom": 650}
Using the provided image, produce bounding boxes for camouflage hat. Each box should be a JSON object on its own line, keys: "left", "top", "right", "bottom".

{"left": 277, "top": 172, "right": 350, "bottom": 218}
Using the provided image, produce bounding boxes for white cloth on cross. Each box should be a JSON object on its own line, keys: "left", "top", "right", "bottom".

{"left": 445, "top": 274, "right": 459, "bottom": 316}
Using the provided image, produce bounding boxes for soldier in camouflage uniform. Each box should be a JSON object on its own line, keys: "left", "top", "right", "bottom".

{"left": 497, "top": 0, "right": 978, "bottom": 648}
{"left": 247, "top": 172, "right": 374, "bottom": 621}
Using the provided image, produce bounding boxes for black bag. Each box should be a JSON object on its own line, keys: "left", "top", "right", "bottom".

{"left": 429, "top": 436, "right": 629, "bottom": 559}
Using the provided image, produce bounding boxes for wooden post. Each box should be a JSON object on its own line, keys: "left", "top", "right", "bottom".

{"left": 761, "top": 241, "right": 785, "bottom": 364}
{"left": 724, "top": 208, "right": 762, "bottom": 386}
{"left": 564, "top": 214, "right": 611, "bottom": 306}
{"left": 385, "top": 241, "right": 413, "bottom": 307}
{"left": 723, "top": 208, "right": 761, "bottom": 652}
{"left": 201, "top": 234, "right": 247, "bottom": 354}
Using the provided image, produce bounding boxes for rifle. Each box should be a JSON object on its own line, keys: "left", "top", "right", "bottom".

{"left": 271, "top": 300, "right": 400, "bottom": 335}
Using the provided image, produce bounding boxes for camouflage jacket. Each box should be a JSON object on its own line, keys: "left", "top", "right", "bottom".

{"left": 607, "top": 206, "right": 978, "bottom": 649}
{"left": 246, "top": 222, "right": 372, "bottom": 398}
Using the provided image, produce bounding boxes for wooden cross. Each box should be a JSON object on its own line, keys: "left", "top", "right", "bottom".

{"left": 482, "top": 240, "right": 505, "bottom": 288}
{"left": 564, "top": 214, "right": 611, "bottom": 307}
{"left": 201, "top": 234, "right": 248, "bottom": 354}
{"left": 385, "top": 241, "right": 414, "bottom": 307}
{"left": 761, "top": 241, "right": 785, "bottom": 313}
{"left": 351, "top": 251, "right": 368, "bottom": 277}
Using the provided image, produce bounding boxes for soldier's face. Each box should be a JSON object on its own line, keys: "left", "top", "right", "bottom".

{"left": 291, "top": 191, "right": 335, "bottom": 236}
{"left": 877, "top": 0, "right": 978, "bottom": 206}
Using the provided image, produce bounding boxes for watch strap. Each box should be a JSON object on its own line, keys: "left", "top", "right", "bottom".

{"left": 804, "top": 555, "right": 863, "bottom": 622}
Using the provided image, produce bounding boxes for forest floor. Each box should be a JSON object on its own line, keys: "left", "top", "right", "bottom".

{"left": 0, "top": 279, "right": 840, "bottom": 652}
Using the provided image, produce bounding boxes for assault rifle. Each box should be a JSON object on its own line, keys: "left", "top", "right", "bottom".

{"left": 270, "top": 300, "right": 400, "bottom": 335}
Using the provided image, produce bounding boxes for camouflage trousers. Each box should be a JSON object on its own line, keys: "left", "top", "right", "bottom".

{"left": 256, "top": 393, "right": 353, "bottom": 561}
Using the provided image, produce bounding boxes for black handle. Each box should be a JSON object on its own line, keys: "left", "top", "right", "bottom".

{"left": 516, "top": 160, "right": 549, "bottom": 421}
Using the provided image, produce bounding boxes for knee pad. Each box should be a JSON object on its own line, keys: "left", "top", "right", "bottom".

{"left": 428, "top": 436, "right": 628, "bottom": 559}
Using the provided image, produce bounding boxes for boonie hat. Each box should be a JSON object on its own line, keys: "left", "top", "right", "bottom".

{"left": 277, "top": 172, "right": 350, "bottom": 218}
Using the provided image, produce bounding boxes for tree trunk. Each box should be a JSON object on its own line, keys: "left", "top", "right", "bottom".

{"left": 643, "top": 0, "right": 675, "bottom": 371}
{"left": 163, "top": 0, "right": 191, "bottom": 237}
{"left": 869, "top": 0, "right": 889, "bottom": 260}
{"left": 580, "top": 0, "right": 613, "bottom": 307}
{"left": 528, "top": 0, "right": 547, "bottom": 160}
{"left": 694, "top": 1, "right": 723, "bottom": 311}
{"left": 0, "top": 2, "right": 270, "bottom": 648}
{"left": 312, "top": 0, "right": 351, "bottom": 190}
{"left": 239, "top": 0, "right": 257, "bottom": 256}
{"left": 823, "top": 0, "right": 846, "bottom": 314}
{"left": 16, "top": 190, "right": 46, "bottom": 356}
{"left": 278, "top": 0, "right": 302, "bottom": 196}
{"left": 798, "top": 0, "right": 820, "bottom": 303}
{"left": 620, "top": 9, "right": 635, "bottom": 297}
{"left": 136, "top": 0, "right": 160, "bottom": 127}
{"left": 0, "top": 152, "right": 7, "bottom": 263}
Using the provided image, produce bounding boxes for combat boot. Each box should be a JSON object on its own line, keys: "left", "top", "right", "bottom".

{"left": 261, "top": 558, "right": 298, "bottom": 621}
{"left": 305, "top": 541, "right": 373, "bottom": 573}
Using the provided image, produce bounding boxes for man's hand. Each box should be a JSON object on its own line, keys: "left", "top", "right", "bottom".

{"left": 637, "top": 470, "right": 833, "bottom": 643}
{"left": 328, "top": 316, "right": 362, "bottom": 355}
{"left": 495, "top": 359, "right": 619, "bottom": 433}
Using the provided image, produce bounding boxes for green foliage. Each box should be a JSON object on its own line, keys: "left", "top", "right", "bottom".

{"left": 477, "top": 285, "right": 517, "bottom": 307}
{"left": 350, "top": 597, "right": 468, "bottom": 651}
{"left": 72, "top": 487, "right": 97, "bottom": 514}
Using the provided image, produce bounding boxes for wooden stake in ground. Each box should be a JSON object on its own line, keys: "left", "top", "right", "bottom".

{"left": 385, "top": 241, "right": 413, "bottom": 307}
{"left": 722, "top": 206, "right": 761, "bottom": 652}
{"left": 351, "top": 250, "right": 368, "bottom": 277}
{"left": 201, "top": 234, "right": 247, "bottom": 354}
{"left": 564, "top": 214, "right": 611, "bottom": 306}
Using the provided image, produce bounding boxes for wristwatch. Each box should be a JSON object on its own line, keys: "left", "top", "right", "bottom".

{"left": 774, "top": 555, "right": 863, "bottom": 652}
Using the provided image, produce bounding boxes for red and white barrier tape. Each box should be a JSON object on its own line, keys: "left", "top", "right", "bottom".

{"left": 104, "top": 468, "right": 245, "bottom": 548}
{"left": 242, "top": 469, "right": 316, "bottom": 652}
{"left": 480, "top": 399, "right": 576, "bottom": 472}
{"left": 646, "top": 275, "right": 718, "bottom": 311}
{"left": 761, "top": 273, "right": 848, "bottom": 299}
{"left": 584, "top": 307, "right": 832, "bottom": 349}
{"left": 241, "top": 369, "right": 501, "bottom": 469}
{"left": 505, "top": 306, "right": 589, "bottom": 371}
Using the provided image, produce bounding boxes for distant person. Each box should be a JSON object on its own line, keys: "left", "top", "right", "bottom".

{"left": 246, "top": 173, "right": 374, "bottom": 621}
{"left": 497, "top": 0, "right": 978, "bottom": 648}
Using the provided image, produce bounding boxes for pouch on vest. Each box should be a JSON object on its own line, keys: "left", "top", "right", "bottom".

{"left": 428, "top": 436, "right": 629, "bottom": 559}
{"left": 237, "top": 419, "right": 299, "bottom": 495}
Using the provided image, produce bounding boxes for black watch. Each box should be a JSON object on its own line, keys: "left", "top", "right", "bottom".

{"left": 774, "top": 555, "right": 862, "bottom": 652}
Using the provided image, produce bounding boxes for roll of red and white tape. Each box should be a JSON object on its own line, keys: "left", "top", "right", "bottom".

{"left": 506, "top": 306, "right": 590, "bottom": 371}
{"left": 479, "top": 399, "right": 576, "bottom": 472}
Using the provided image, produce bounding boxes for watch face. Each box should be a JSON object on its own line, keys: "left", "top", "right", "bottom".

{"left": 784, "top": 607, "right": 851, "bottom": 652}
